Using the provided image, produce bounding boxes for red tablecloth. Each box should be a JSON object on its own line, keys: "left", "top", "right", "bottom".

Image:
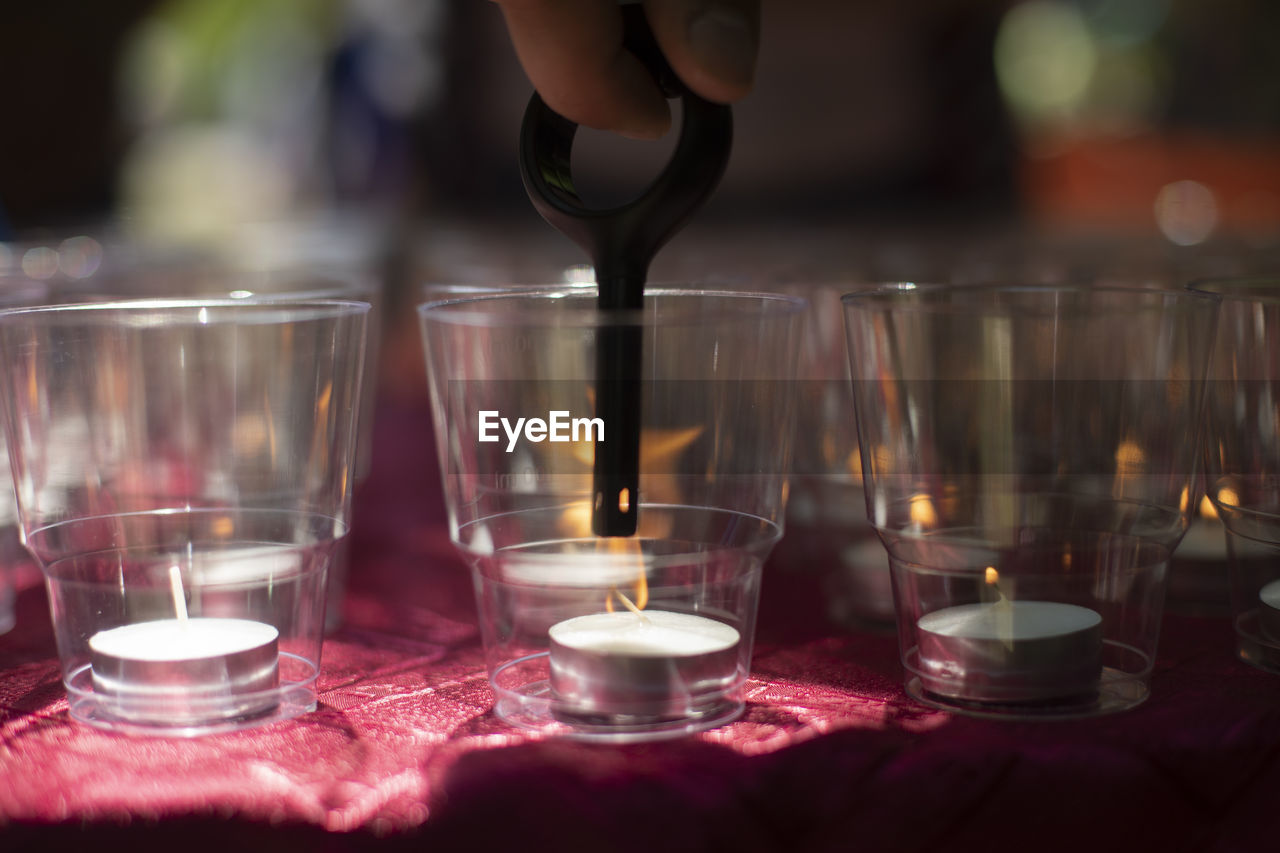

{"left": 3, "top": 395, "right": 1280, "bottom": 852}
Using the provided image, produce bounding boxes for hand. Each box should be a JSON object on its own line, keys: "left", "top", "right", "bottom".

{"left": 492, "top": 0, "right": 759, "bottom": 139}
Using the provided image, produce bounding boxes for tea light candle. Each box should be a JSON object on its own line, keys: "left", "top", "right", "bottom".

{"left": 88, "top": 566, "right": 280, "bottom": 724}
{"left": 1258, "top": 580, "right": 1280, "bottom": 642}
{"left": 917, "top": 600, "right": 1103, "bottom": 704}
{"left": 1174, "top": 517, "right": 1227, "bottom": 561}
{"left": 548, "top": 609, "right": 740, "bottom": 719}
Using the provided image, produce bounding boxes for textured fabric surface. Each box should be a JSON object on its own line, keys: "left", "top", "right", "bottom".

{"left": 3, "top": 397, "right": 1280, "bottom": 851}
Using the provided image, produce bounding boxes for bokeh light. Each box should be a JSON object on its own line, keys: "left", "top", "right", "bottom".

{"left": 1154, "top": 180, "right": 1218, "bottom": 245}
{"left": 995, "top": 1, "right": 1098, "bottom": 124}
{"left": 57, "top": 236, "right": 104, "bottom": 280}
{"left": 21, "top": 246, "right": 59, "bottom": 280}
{"left": 561, "top": 264, "right": 595, "bottom": 284}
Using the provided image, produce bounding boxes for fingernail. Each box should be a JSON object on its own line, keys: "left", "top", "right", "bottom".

{"left": 687, "top": 5, "right": 756, "bottom": 90}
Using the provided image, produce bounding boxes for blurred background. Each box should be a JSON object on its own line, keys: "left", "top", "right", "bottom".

{"left": 0, "top": 0, "right": 1275, "bottom": 629}
{"left": 2, "top": 0, "right": 1279, "bottom": 304}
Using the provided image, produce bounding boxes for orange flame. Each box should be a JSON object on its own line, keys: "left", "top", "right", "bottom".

{"left": 605, "top": 571, "right": 649, "bottom": 613}
{"left": 909, "top": 494, "right": 938, "bottom": 528}
{"left": 602, "top": 533, "right": 648, "bottom": 612}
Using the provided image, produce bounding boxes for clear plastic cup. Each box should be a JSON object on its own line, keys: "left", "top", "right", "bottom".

{"left": 0, "top": 299, "right": 368, "bottom": 735}
{"left": 843, "top": 284, "right": 1218, "bottom": 718}
{"left": 419, "top": 288, "right": 804, "bottom": 741}
{"left": 0, "top": 276, "right": 47, "bottom": 634}
{"left": 34, "top": 257, "right": 379, "bottom": 633}
{"left": 1191, "top": 277, "right": 1280, "bottom": 672}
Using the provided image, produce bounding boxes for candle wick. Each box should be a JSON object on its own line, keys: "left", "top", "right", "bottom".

{"left": 984, "top": 567, "right": 1011, "bottom": 607}
{"left": 612, "top": 588, "right": 649, "bottom": 624}
{"left": 984, "top": 566, "right": 1013, "bottom": 650}
{"left": 168, "top": 565, "right": 189, "bottom": 623}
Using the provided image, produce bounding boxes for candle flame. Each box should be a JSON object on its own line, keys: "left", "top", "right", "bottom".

{"left": 212, "top": 515, "right": 235, "bottom": 539}
{"left": 846, "top": 449, "right": 863, "bottom": 483}
{"left": 605, "top": 550, "right": 649, "bottom": 613}
{"left": 1114, "top": 441, "right": 1145, "bottom": 481}
{"left": 606, "top": 582, "right": 649, "bottom": 618}
{"left": 985, "top": 566, "right": 1011, "bottom": 609}
{"left": 985, "top": 566, "right": 1014, "bottom": 648}
{"left": 909, "top": 494, "right": 938, "bottom": 528}
{"left": 1185, "top": 489, "right": 1229, "bottom": 521}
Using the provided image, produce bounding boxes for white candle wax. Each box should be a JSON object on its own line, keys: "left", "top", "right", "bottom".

{"left": 548, "top": 610, "right": 741, "bottom": 719}
{"left": 91, "top": 618, "right": 279, "bottom": 660}
{"left": 916, "top": 600, "right": 1103, "bottom": 704}
{"left": 89, "top": 617, "right": 280, "bottom": 724}
{"left": 1173, "top": 518, "right": 1228, "bottom": 562}
{"left": 1258, "top": 580, "right": 1280, "bottom": 642}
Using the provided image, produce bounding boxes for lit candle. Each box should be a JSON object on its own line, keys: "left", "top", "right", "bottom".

{"left": 88, "top": 566, "right": 280, "bottom": 724}
{"left": 1174, "top": 521, "right": 1227, "bottom": 561}
{"left": 916, "top": 597, "right": 1103, "bottom": 705}
{"left": 548, "top": 608, "right": 740, "bottom": 720}
{"left": 1258, "top": 580, "right": 1280, "bottom": 643}
{"left": 1174, "top": 497, "right": 1228, "bottom": 562}
{"left": 1168, "top": 494, "right": 1232, "bottom": 613}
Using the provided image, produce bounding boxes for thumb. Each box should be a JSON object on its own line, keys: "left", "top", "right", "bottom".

{"left": 643, "top": 0, "right": 760, "bottom": 104}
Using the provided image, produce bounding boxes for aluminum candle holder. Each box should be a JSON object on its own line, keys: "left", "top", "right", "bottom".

{"left": 419, "top": 288, "right": 803, "bottom": 741}
{"left": 843, "top": 285, "right": 1219, "bottom": 718}
{"left": 1191, "top": 277, "right": 1280, "bottom": 673}
{"left": 0, "top": 299, "right": 368, "bottom": 735}
{"left": 86, "top": 566, "right": 283, "bottom": 726}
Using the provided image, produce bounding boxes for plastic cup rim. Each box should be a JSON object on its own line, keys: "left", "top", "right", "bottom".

{"left": 417, "top": 287, "right": 808, "bottom": 328}
{"left": 841, "top": 282, "right": 1221, "bottom": 313}
{"left": 0, "top": 297, "right": 372, "bottom": 326}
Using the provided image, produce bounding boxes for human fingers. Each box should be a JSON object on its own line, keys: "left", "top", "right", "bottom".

{"left": 493, "top": 0, "right": 672, "bottom": 139}
{"left": 643, "top": 0, "right": 759, "bottom": 104}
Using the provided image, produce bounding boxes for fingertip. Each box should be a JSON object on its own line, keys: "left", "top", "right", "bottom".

{"left": 686, "top": 5, "right": 757, "bottom": 99}
{"left": 646, "top": 0, "right": 760, "bottom": 105}
{"left": 497, "top": 0, "right": 672, "bottom": 138}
